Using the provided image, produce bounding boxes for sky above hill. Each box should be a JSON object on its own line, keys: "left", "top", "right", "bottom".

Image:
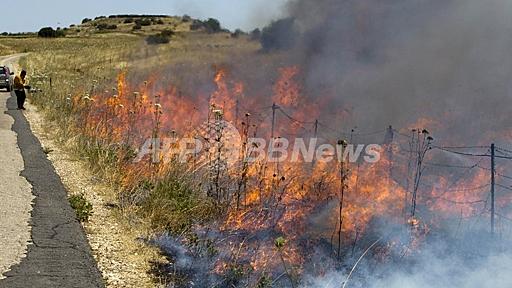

{"left": 3, "top": 0, "right": 288, "bottom": 33}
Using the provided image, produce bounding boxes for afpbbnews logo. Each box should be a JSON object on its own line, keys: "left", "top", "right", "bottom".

{"left": 135, "top": 137, "right": 382, "bottom": 165}
{"left": 134, "top": 120, "right": 382, "bottom": 166}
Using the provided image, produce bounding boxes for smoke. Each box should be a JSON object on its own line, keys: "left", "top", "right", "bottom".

{"left": 302, "top": 242, "right": 512, "bottom": 288}
{"left": 149, "top": 233, "right": 220, "bottom": 287}
{"left": 374, "top": 253, "right": 512, "bottom": 288}
{"left": 276, "top": 0, "right": 512, "bottom": 144}
{"left": 265, "top": 1, "right": 512, "bottom": 286}
{"left": 134, "top": 1, "right": 512, "bottom": 286}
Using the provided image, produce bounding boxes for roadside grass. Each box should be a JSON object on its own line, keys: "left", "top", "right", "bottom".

{"left": 133, "top": 168, "right": 222, "bottom": 233}
{"left": 0, "top": 32, "right": 288, "bottom": 285}
{"left": 0, "top": 32, "right": 251, "bottom": 235}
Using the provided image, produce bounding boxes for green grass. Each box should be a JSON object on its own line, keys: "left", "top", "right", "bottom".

{"left": 134, "top": 168, "right": 222, "bottom": 233}
{"left": 69, "top": 194, "right": 93, "bottom": 222}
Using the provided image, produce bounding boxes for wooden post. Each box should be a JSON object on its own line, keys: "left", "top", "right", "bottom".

{"left": 491, "top": 143, "right": 496, "bottom": 236}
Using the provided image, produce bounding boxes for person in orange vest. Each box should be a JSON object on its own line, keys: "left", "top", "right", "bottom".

{"left": 13, "top": 70, "right": 27, "bottom": 110}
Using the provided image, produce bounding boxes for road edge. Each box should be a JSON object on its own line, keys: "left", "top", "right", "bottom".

{"left": 0, "top": 94, "right": 104, "bottom": 287}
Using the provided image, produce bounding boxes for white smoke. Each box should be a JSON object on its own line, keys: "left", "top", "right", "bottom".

{"left": 302, "top": 250, "right": 512, "bottom": 288}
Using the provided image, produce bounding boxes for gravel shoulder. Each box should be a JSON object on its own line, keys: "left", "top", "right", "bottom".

{"left": 22, "top": 101, "right": 164, "bottom": 287}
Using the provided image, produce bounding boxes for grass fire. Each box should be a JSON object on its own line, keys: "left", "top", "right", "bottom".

{"left": 1, "top": 0, "right": 512, "bottom": 287}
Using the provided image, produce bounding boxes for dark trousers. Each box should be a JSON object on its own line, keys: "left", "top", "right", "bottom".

{"left": 15, "top": 90, "right": 26, "bottom": 109}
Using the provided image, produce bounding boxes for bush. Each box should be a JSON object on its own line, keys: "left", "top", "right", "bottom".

{"left": 133, "top": 24, "right": 142, "bottom": 30}
{"left": 146, "top": 33, "right": 171, "bottom": 45}
{"left": 231, "top": 29, "right": 244, "bottom": 38}
{"left": 82, "top": 18, "right": 92, "bottom": 24}
{"left": 250, "top": 28, "right": 261, "bottom": 41}
{"left": 135, "top": 19, "right": 152, "bottom": 26}
{"left": 182, "top": 15, "right": 192, "bottom": 22}
{"left": 204, "top": 18, "right": 221, "bottom": 33}
{"left": 190, "top": 20, "right": 204, "bottom": 31}
{"left": 135, "top": 170, "right": 220, "bottom": 232}
{"left": 124, "top": 18, "right": 134, "bottom": 24}
{"left": 96, "top": 23, "right": 118, "bottom": 30}
{"left": 156, "top": 19, "right": 165, "bottom": 25}
{"left": 160, "top": 29, "right": 175, "bottom": 37}
{"left": 38, "top": 27, "right": 65, "bottom": 38}
{"left": 260, "top": 18, "right": 298, "bottom": 51}
{"left": 69, "top": 194, "right": 93, "bottom": 222}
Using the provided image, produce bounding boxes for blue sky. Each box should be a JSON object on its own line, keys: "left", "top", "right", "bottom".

{"left": 3, "top": 0, "right": 288, "bottom": 33}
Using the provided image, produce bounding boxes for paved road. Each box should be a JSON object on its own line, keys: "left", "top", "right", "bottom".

{"left": 0, "top": 58, "right": 33, "bottom": 279}
{"left": 0, "top": 56, "right": 104, "bottom": 287}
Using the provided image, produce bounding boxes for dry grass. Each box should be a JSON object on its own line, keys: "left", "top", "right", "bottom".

{"left": 0, "top": 30, "right": 268, "bottom": 286}
{"left": 23, "top": 99, "right": 164, "bottom": 287}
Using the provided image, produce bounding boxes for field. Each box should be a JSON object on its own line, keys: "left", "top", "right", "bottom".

{"left": 0, "top": 19, "right": 289, "bottom": 286}
{"left": 3, "top": 9, "right": 512, "bottom": 288}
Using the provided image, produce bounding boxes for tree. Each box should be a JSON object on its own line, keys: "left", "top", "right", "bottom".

{"left": 250, "top": 28, "right": 261, "bottom": 41}
{"left": 204, "top": 18, "right": 221, "bottom": 33}
{"left": 190, "top": 20, "right": 204, "bottom": 31}
{"left": 38, "top": 27, "right": 64, "bottom": 38}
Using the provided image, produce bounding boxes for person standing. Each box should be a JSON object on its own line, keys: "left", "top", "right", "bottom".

{"left": 13, "top": 70, "right": 27, "bottom": 110}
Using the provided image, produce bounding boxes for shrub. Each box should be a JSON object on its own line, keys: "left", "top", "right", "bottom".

{"left": 136, "top": 170, "right": 220, "bottom": 232}
{"left": 160, "top": 29, "right": 175, "bottom": 37}
{"left": 231, "top": 29, "right": 245, "bottom": 38}
{"left": 82, "top": 18, "right": 92, "bottom": 24}
{"left": 182, "top": 15, "right": 192, "bottom": 22}
{"left": 38, "top": 27, "right": 65, "bottom": 38}
{"left": 260, "top": 18, "right": 298, "bottom": 51}
{"left": 156, "top": 19, "right": 165, "bottom": 25}
{"left": 97, "top": 23, "right": 118, "bottom": 30}
{"left": 69, "top": 194, "right": 93, "bottom": 222}
{"left": 250, "top": 28, "right": 261, "bottom": 41}
{"left": 133, "top": 24, "right": 142, "bottom": 31}
{"left": 204, "top": 18, "right": 221, "bottom": 33}
{"left": 190, "top": 20, "right": 204, "bottom": 31}
{"left": 146, "top": 33, "right": 171, "bottom": 45}
{"left": 124, "top": 18, "right": 134, "bottom": 24}
{"left": 95, "top": 16, "right": 106, "bottom": 20}
{"left": 135, "top": 19, "right": 152, "bottom": 26}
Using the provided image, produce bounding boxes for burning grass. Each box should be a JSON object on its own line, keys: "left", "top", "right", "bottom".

{"left": 5, "top": 25, "right": 512, "bottom": 287}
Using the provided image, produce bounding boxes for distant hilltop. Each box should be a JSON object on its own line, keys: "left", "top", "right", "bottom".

{"left": 1, "top": 14, "right": 237, "bottom": 37}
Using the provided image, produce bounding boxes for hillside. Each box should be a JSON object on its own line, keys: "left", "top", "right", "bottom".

{"left": 1, "top": 14, "right": 247, "bottom": 38}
